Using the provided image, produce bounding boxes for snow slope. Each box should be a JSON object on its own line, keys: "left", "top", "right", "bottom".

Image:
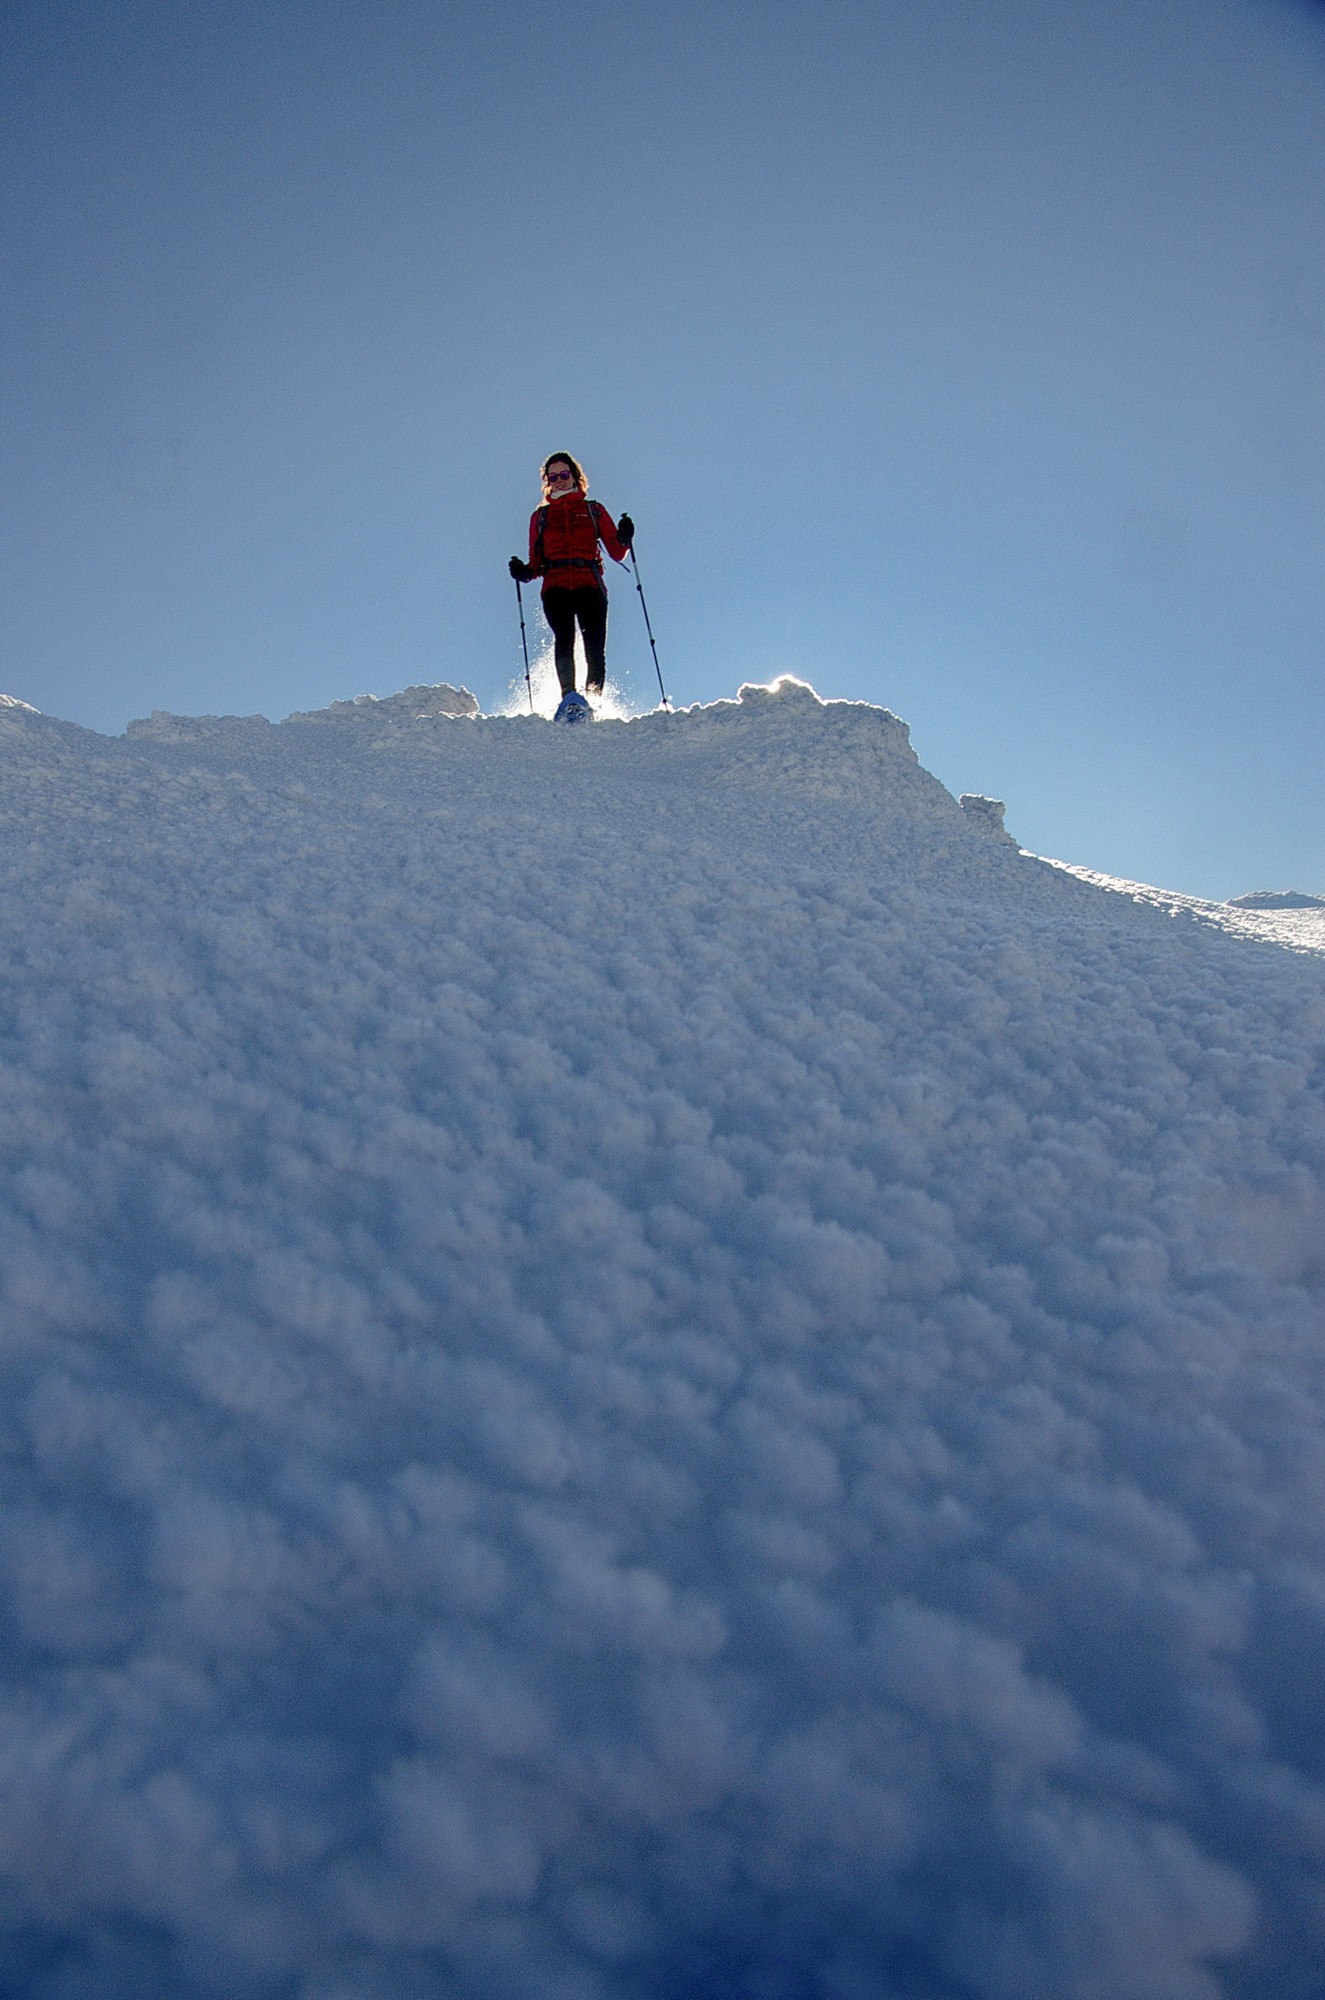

{"left": 0, "top": 677, "right": 1323, "bottom": 2000}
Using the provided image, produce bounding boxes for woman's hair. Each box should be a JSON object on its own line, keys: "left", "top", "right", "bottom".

{"left": 541, "top": 452, "right": 587, "bottom": 496}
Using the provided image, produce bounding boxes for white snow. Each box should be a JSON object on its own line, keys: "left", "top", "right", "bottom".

{"left": 0, "top": 673, "right": 1322, "bottom": 2000}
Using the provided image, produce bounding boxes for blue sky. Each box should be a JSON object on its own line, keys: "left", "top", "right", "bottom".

{"left": 3, "top": 0, "right": 1322, "bottom": 899}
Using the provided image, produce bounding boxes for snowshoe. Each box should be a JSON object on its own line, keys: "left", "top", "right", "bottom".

{"left": 553, "top": 691, "right": 594, "bottom": 725}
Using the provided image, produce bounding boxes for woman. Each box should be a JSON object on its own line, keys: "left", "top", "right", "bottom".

{"left": 509, "top": 454, "right": 634, "bottom": 699}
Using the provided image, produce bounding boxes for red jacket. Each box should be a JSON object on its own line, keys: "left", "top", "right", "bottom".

{"left": 527, "top": 492, "right": 630, "bottom": 597}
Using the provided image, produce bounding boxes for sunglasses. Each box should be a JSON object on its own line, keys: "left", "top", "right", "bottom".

{"left": 546, "top": 467, "right": 576, "bottom": 484}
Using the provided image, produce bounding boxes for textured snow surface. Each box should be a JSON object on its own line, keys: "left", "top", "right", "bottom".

{"left": 1, "top": 676, "right": 1323, "bottom": 2000}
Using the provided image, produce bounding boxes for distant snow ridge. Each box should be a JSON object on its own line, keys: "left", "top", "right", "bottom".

{"left": 285, "top": 681, "right": 480, "bottom": 725}
{"left": 1228, "top": 889, "right": 1324, "bottom": 911}
{"left": 1, "top": 676, "right": 1324, "bottom": 2000}
{"left": 125, "top": 679, "right": 480, "bottom": 741}
{"left": 1048, "top": 859, "right": 1325, "bottom": 956}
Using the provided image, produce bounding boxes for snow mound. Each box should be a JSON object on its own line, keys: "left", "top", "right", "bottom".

{"left": 0, "top": 675, "right": 1322, "bottom": 2000}
{"left": 958, "top": 791, "right": 1016, "bottom": 841}
{"left": 1, "top": 691, "right": 104, "bottom": 746}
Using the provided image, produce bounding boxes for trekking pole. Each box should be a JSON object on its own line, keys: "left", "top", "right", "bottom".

{"left": 514, "top": 577, "right": 534, "bottom": 713}
{"left": 627, "top": 540, "right": 670, "bottom": 710}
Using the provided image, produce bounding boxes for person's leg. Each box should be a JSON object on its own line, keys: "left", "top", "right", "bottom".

{"left": 542, "top": 589, "right": 578, "bottom": 694}
{"left": 576, "top": 588, "right": 609, "bottom": 693}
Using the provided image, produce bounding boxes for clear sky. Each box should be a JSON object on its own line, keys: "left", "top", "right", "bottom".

{"left": 3, "top": 0, "right": 1322, "bottom": 899}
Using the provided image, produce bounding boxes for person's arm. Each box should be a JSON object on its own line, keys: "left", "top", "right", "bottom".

{"left": 594, "top": 503, "right": 631, "bottom": 565}
{"left": 510, "top": 510, "right": 544, "bottom": 583}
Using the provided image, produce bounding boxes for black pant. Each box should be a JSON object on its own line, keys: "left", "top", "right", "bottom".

{"left": 542, "top": 586, "right": 608, "bottom": 695}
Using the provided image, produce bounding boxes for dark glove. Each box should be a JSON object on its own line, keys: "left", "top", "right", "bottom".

{"left": 616, "top": 514, "right": 634, "bottom": 547}
{"left": 509, "top": 557, "right": 533, "bottom": 582}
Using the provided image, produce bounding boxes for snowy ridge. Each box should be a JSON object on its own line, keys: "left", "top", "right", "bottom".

{"left": 1044, "top": 859, "right": 1325, "bottom": 957}
{"left": 1, "top": 676, "right": 1323, "bottom": 2000}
